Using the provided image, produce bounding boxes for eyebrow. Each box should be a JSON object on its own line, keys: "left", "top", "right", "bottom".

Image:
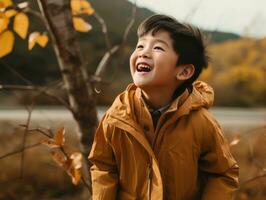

{"left": 155, "top": 39, "right": 170, "bottom": 47}
{"left": 138, "top": 38, "right": 170, "bottom": 47}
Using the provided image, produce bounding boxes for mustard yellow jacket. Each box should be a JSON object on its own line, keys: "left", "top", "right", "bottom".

{"left": 88, "top": 81, "right": 239, "bottom": 200}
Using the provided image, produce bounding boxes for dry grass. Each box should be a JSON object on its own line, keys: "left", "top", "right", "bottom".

{"left": 0, "top": 122, "right": 85, "bottom": 200}
{"left": 0, "top": 120, "right": 265, "bottom": 199}
{"left": 227, "top": 127, "right": 266, "bottom": 200}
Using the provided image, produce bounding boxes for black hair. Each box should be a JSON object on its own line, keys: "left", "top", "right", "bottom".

{"left": 137, "top": 14, "right": 209, "bottom": 86}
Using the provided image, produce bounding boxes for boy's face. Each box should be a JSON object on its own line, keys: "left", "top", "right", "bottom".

{"left": 130, "top": 30, "right": 182, "bottom": 92}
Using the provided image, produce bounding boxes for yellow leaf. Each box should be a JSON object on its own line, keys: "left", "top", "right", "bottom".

{"left": 71, "top": 0, "right": 80, "bottom": 14}
{"left": 28, "top": 31, "right": 40, "bottom": 50}
{"left": 73, "top": 17, "right": 92, "bottom": 32}
{"left": 51, "top": 151, "right": 82, "bottom": 185}
{"left": 71, "top": 168, "right": 81, "bottom": 185}
{"left": 0, "top": 0, "right": 13, "bottom": 8}
{"left": 80, "top": 0, "right": 94, "bottom": 15}
{"left": 36, "top": 33, "right": 48, "bottom": 47}
{"left": 83, "top": 7, "right": 94, "bottom": 15}
{"left": 14, "top": 12, "right": 29, "bottom": 39}
{"left": 0, "top": 30, "right": 14, "bottom": 57}
{"left": 17, "top": 2, "right": 28, "bottom": 9}
{"left": 4, "top": 9, "right": 17, "bottom": 18}
{"left": 70, "top": 152, "right": 82, "bottom": 169}
{"left": 71, "top": 0, "right": 94, "bottom": 15}
{"left": 41, "top": 127, "right": 65, "bottom": 148}
{"left": 51, "top": 151, "right": 66, "bottom": 168}
{"left": 0, "top": 14, "right": 9, "bottom": 34}
{"left": 54, "top": 127, "right": 65, "bottom": 146}
{"left": 66, "top": 152, "right": 82, "bottom": 185}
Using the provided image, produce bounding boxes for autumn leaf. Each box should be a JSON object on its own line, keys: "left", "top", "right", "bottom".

{"left": 70, "top": 152, "right": 82, "bottom": 169}
{"left": 71, "top": 0, "right": 94, "bottom": 15}
{"left": 0, "top": 30, "right": 14, "bottom": 57}
{"left": 230, "top": 134, "right": 241, "bottom": 146}
{"left": 73, "top": 17, "right": 92, "bottom": 32}
{"left": 41, "top": 127, "right": 65, "bottom": 148}
{"left": 67, "top": 152, "right": 82, "bottom": 185}
{"left": 28, "top": 32, "right": 40, "bottom": 50}
{"left": 36, "top": 33, "right": 48, "bottom": 47}
{"left": 79, "top": 0, "right": 94, "bottom": 15}
{"left": 51, "top": 151, "right": 82, "bottom": 185}
{"left": 17, "top": 2, "right": 28, "bottom": 9}
{"left": 71, "top": 0, "right": 81, "bottom": 14}
{"left": 28, "top": 32, "right": 49, "bottom": 50}
{"left": 14, "top": 12, "right": 29, "bottom": 39}
{"left": 0, "top": 0, "right": 13, "bottom": 9}
{"left": 0, "top": 13, "right": 9, "bottom": 34}
{"left": 51, "top": 151, "right": 66, "bottom": 168}
{"left": 4, "top": 9, "right": 17, "bottom": 18}
{"left": 71, "top": 168, "right": 81, "bottom": 185}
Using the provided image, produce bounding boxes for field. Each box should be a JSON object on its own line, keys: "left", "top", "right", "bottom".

{"left": 0, "top": 108, "right": 265, "bottom": 200}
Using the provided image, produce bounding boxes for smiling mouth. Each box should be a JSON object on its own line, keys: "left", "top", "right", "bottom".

{"left": 136, "top": 63, "right": 152, "bottom": 72}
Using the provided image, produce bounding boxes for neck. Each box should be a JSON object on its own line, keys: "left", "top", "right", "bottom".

{"left": 141, "top": 86, "right": 175, "bottom": 109}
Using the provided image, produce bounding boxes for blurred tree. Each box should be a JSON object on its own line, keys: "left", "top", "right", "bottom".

{"left": 202, "top": 37, "right": 266, "bottom": 107}
{"left": 0, "top": 0, "right": 137, "bottom": 195}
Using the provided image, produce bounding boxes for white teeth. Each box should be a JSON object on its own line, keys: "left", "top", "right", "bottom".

{"left": 137, "top": 64, "right": 151, "bottom": 72}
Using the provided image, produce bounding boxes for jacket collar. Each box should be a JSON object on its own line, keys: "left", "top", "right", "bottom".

{"left": 105, "top": 81, "right": 214, "bottom": 155}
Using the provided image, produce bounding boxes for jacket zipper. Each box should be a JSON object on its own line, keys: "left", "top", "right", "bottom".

{"left": 147, "top": 162, "right": 152, "bottom": 200}
{"left": 147, "top": 120, "right": 161, "bottom": 200}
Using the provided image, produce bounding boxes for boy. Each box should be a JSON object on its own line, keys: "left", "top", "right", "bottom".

{"left": 89, "top": 14, "right": 239, "bottom": 200}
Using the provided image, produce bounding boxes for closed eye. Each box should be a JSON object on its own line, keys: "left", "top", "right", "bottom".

{"left": 154, "top": 46, "right": 165, "bottom": 51}
{"left": 136, "top": 44, "right": 144, "bottom": 49}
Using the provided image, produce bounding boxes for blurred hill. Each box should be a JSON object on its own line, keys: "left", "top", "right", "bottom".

{"left": 200, "top": 37, "right": 266, "bottom": 107}
{"left": 3, "top": 0, "right": 263, "bottom": 107}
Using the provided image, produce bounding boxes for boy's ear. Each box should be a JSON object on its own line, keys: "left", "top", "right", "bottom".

{"left": 176, "top": 64, "right": 195, "bottom": 80}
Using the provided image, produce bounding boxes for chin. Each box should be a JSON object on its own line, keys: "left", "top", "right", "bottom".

{"left": 133, "top": 82, "right": 151, "bottom": 91}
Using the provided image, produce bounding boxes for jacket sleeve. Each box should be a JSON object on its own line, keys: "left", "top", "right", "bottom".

{"left": 199, "top": 117, "right": 239, "bottom": 200}
{"left": 88, "top": 117, "right": 118, "bottom": 200}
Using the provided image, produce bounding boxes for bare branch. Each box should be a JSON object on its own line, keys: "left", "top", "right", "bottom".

{"left": 19, "top": 104, "right": 33, "bottom": 178}
{"left": 0, "top": 59, "right": 32, "bottom": 85}
{"left": 24, "top": 127, "right": 53, "bottom": 138}
{"left": 122, "top": 0, "right": 137, "bottom": 45}
{"left": 94, "top": 45, "right": 119, "bottom": 78}
{"left": 0, "top": 84, "right": 72, "bottom": 112}
{"left": 81, "top": 176, "right": 91, "bottom": 191}
{"left": 240, "top": 174, "right": 266, "bottom": 187}
{"left": 0, "top": 143, "right": 41, "bottom": 160}
{"left": 24, "top": 8, "right": 45, "bottom": 23}
{"left": 93, "top": 11, "right": 112, "bottom": 51}
{"left": 94, "top": 1, "right": 137, "bottom": 80}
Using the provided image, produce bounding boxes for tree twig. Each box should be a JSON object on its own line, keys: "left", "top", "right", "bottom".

{"left": 0, "top": 143, "right": 41, "bottom": 160}
{"left": 0, "top": 84, "right": 72, "bottom": 112}
{"left": 122, "top": 0, "right": 136, "bottom": 46}
{"left": 24, "top": 127, "right": 53, "bottom": 138}
{"left": 240, "top": 173, "right": 266, "bottom": 187}
{"left": 93, "top": 11, "right": 112, "bottom": 52}
{"left": 81, "top": 175, "right": 91, "bottom": 191}
{"left": 0, "top": 59, "right": 32, "bottom": 85}
{"left": 93, "top": 1, "right": 137, "bottom": 80}
{"left": 94, "top": 45, "right": 119, "bottom": 78}
{"left": 20, "top": 104, "right": 33, "bottom": 179}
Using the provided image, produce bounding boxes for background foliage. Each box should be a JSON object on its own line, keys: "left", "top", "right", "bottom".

{"left": 2, "top": 0, "right": 262, "bottom": 107}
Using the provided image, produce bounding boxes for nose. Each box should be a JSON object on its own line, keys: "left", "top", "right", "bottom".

{"left": 138, "top": 47, "right": 150, "bottom": 58}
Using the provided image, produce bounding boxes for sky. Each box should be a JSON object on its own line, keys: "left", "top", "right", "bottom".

{"left": 129, "top": 0, "right": 266, "bottom": 38}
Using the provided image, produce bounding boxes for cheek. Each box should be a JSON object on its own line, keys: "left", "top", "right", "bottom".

{"left": 129, "top": 52, "right": 137, "bottom": 71}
